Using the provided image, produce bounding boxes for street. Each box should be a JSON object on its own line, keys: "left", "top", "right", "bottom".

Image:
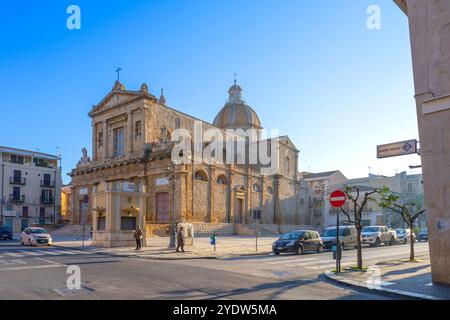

{"left": 0, "top": 240, "right": 429, "bottom": 300}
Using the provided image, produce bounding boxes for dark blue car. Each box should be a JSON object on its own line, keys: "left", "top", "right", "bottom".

{"left": 417, "top": 229, "right": 428, "bottom": 242}
{"left": 0, "top": 227, "right": 13, "bottom": 240}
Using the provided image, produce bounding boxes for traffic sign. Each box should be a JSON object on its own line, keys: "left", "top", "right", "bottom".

{"left": 329, "top": 190, "right": 347, "bottom": 208}
{"left": 377, "top": 139, "right": 418, "bottom": 159}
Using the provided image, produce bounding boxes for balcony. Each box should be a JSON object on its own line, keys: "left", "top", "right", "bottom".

{"left": 8, "top": 194, "right": 25, "bottom": 204}
{"left": 40, "top": 180, "right": 55, "bottom": 188}
{"left": 9, "top": 177, "right": 26, "bottom": 185}
{"left": 40, "top": 197, "right": 54, "bottom": 205}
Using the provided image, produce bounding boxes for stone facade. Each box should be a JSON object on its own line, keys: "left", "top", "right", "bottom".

{"left": 395, "top": 0, "right": 450, "bottom": 285}
{"left": 69, "top": 81, "right": 308, "bottom": 247}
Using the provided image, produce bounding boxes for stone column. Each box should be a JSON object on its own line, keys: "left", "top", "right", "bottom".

{"left": 127, "top": 112, "right": 133, "bottom": 157}
{"left": 227, "top": 167, "right": 233, "bottom": 223}
{"left": 102, "top": 121, "right": 108, "bottom": 160}
{"left": 274, "top": 175, "right": 282, "bottom": 225}
{"left": 208, "top": 166, "right": 215, "bottom": 223}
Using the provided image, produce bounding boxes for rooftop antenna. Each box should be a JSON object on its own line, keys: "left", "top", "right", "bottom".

{"left": 233, "top": 72, "right": 238, "bottom": 85}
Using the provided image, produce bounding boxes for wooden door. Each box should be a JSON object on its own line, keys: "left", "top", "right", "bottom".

{"left": 236, "top": 198, "right": 244, "bottom": 224}
{"left": 156, "top": 192, "right": 170, "bottom": 222}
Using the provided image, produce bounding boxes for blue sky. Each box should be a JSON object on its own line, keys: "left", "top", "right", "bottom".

{"left": 0, "top": 0, "right": 420, "bottom": 184}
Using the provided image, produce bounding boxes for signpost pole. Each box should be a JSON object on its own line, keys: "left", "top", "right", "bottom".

{"left": 82, "top": 223, "right": 85, "bottom": 251}
{"left": 336, "top": 208, "right": 340, "bottom": 274}
{"left": 256, "top": 218, "right": 259, "bottom": 252}
{"left": 329, "top": 190, "right": 346, "bottom": 274}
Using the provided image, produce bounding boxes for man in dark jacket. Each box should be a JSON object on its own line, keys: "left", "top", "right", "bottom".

{"left": 134, "top": 225, "right": 143, "bottom": 251}
{"left": 176, "top": 226, "right": 185, "bottom": 252}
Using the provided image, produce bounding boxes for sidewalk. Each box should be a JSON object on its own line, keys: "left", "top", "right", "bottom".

{"left": 52, "top": 236, "right": 278, "bottom": 260}
{"left": 324, "top": 255, "right": 450, "bottom": 300}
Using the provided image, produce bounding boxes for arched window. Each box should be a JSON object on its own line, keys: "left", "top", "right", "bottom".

{"left": 253, "top": 183, "right": 262, "bottom": 192}
{"left": 194, "top": 170, "right": 208, "bottom": 182}
{"left": 217, "top": 175, "right": 228, "bottom": 185}
{"left": 285, "top": 156, "right": 290, "bottom": 174}
{"left": 267, "top": 186, "right": 274, "bottom": 195}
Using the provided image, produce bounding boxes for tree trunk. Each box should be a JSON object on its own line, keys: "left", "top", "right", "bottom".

{"left": 356, "top": 226, "right": 363, "bottom": 269}
{"left": 409, "top": 221, "right": 415, "bottom": 261}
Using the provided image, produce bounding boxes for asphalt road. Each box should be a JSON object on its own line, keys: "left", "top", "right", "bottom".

{"left": 0, "top": 240, "right": 429, "bottom": 300}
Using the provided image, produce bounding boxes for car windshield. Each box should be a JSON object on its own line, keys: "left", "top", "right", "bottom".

{"left": 396, "top": 229, "right": 406, "bottom": 235}
{"left": 31, "top": 229, "right": 47, "bottom": 234}
{"left": 323, "top": 229, "right": 347, "bottom": 237}
{"left": 280, "top": 231, "right": 303, "bottom": 240}
{"left": 362, "top": 227, "right": 379, "bottom": 233}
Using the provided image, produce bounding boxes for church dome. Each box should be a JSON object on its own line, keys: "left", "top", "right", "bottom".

{"left": 213, "top": 83, "right": 262, "bottom": 130}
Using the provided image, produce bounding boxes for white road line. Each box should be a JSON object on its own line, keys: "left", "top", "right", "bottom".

{"left": 267, "top": 257, "right": 318, "bottom": 265}
{"left": 305, "top": 262, "right": 354, "bottom": 270}
{"left": 286, "top": 260, "right": 335, "bottom": 267}
{"left": 23, "top": 251, "right": 42, "bottom": 256}
{"left": 4, "top": 252, "right": 24, "bottom": 258}
{"left": 0, "top": 265, "right": 63, "bottom": 272}
{"left": 51, "top": 250, "right": 75, "bottom": 255}
{"left": 36, "top": 250, "right": 59, "bottom": 255}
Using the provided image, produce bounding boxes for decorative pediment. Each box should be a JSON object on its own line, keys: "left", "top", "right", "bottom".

{"left": 279, "top": 135, "right": 298, "bottom": 152}
{"left": 88, "top": 81, "right": 157, "bottom": 118}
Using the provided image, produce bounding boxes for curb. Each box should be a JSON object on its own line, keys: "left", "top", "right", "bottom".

{"left": 323, "top": 270, "right": 442, "bottom": 300}
{"left": 52, "top": 243, "right": 271, "bottom": 261}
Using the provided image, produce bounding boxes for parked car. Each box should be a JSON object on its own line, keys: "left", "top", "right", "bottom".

{"left": 272, "top": 230, "right": 323, "bottom": 255}
{"left": 362, "top": 226, "right": 397, "bottom": 247}
{"left": 417, "top": 229, "right": 429, "bottom": 242}
{"left": 0, "top": 227, "right": 13, "bottom": 240}
{"left": 20, "top": 227, "right": 53, "bottom": 246}
{"left": 321, "top": 225, "right": 358, "bottom": 250}
{"left": 396, "top": 228, "right": 416, "bottom": 244}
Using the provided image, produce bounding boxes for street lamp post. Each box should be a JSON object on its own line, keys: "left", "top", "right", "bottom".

{"left": 164, "top": 164, "right": 178, "bottom": 248}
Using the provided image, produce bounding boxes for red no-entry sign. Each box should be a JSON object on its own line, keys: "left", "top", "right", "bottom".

{"left": 329, "top": 190, "right": 347, "bottom": 208}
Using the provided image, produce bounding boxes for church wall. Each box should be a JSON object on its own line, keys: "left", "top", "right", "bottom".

{"left": 193, "top": 180, "right": 208, "bottom": 222}
{"left": 213, "top": 184, "right": 227, "bottom": 223}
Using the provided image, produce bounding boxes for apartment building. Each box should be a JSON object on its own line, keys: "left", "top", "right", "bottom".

{"left": 0, "top": 146, "right": 62, "bottom": 233}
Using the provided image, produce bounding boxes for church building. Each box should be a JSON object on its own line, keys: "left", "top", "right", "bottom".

{"left": 69, "top": 80, "right": 306, "bottom": 247}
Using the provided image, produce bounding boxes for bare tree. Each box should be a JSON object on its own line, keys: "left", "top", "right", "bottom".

{"left": 340, "top": 185, "right": 380, "bottom": 270}
{"left": 377, "top": 187, "right": 426, "bottom": 261}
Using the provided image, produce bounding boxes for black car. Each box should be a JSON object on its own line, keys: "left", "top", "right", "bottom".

{"left": 417, "top": 230, "right": 428, "bottom": 242}
{"left": 0, "top": 227, "right": 13, "bottom": 240}
{"left": 272, "top": 230, "right": 323, "bottom": 255}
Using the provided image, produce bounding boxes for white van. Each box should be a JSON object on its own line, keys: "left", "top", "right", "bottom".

{"left": 321, "top": 225, "right": 358, "bottom": 250}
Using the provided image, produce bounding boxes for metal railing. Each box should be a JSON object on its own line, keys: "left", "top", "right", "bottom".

{"left": 40, "top": 180, "right": 55, "bottom": 188}
{"left": 8, "top": 194, "right": 25, "bottom": 203}
{"left": 9, "top": 177, "right": 26, "bottom": 185}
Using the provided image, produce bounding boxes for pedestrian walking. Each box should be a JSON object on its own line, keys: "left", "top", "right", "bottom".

{"left": 134, "top": 225, "right": 143, "bottom": 251}
{"left": 176, "top": 226, "right": 185, "bottom": 252}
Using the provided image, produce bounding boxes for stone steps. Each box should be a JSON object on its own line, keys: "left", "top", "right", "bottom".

{"left": 51, "top": 224, "right": 93, "bottom": 236}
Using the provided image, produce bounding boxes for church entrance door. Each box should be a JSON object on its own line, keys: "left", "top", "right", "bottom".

{"left": 156, "top": 192, "right": 169, "bottom": 222}
{"left": 236, "top": 198, "right": 244, "bottom": 224}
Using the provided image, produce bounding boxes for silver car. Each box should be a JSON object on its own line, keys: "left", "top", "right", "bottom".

{"left": 21, "top": 227, "right": 53, "bottom": 246}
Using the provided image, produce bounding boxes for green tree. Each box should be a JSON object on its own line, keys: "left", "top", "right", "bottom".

{"left": 376, "top": 187, "right": 426, "bottom": 261}
{"left": 340, "top": 185, "right": 380, "bottom": 270}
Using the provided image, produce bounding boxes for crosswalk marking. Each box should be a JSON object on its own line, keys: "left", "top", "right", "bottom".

{"left": 0, "top": 248, "right": 81, "bottom": 258}
{"left": 4, "top": 252, "right": 24, "bottom": 258}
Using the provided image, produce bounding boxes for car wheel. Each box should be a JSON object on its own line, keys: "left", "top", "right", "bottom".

{"left": 389, "top": 237, "right": 395, "bottom": 246}
{"left": 274, "top": 250, "right": 280, "bottom": 256}
{"left": 317, "top": 244, "right": 323, "bottom": 253}
{"left": 28, "top": 239, "right": 32, "bottom": 247}
{"left": 296, "top": 245, "right": 304, "bottom": 255}
{"left": 21, "top": 239, "right": 24, "bottom": 246}
{"left": 374, "top": 237, "right": 381, "bottom": 247}
{"left": 404, "top": 238, "right": 408, "bottom": 245}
